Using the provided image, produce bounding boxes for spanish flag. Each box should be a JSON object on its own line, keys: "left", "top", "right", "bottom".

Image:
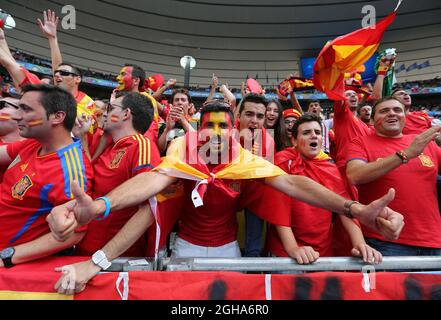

{"left": 313, "top": 0, "right": 402, "bottom": 100}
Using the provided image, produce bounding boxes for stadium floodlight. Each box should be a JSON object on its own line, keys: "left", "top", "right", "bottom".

{"left": 180, "top": 56, "right": 196, "bottom": 88}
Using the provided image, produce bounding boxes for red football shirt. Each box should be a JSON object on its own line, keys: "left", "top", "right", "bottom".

{"left": 333, "top": 101, "right": 372, "bottom": 169}
{"left": 403, "top": 111, "right": 432, "bottom": 135}
{"left": 0, "top": 139, "right": 93, "bottom": 250}
{"left": 77, "top": 134, "right": 160, "bottom": 256}
{"left": 261, "top": 149, "right": 349, "bottom": 257}
{"left": 347, "top": 134, "right": 441, "bottom": 248}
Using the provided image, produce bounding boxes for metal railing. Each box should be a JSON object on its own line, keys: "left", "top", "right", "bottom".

{"left": 107, "top": 256, "right": 441, "bottom": 273}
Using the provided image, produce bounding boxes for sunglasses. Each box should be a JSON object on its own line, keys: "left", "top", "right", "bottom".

{"left": 106, "top": 103, "right": 127, "bottom": 113}
{"left": 0, "top": 100, "right": 19, "bottom": 110}
{"left": 54, "top": 70, "right": 80, "bottom": 77}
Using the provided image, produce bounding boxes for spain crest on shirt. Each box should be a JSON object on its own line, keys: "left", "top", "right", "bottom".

{"left": 12, "top": 175, "right": 33, "bottom": 200}
{"left": 419, "top": 154, "right": 434, "bottom": 167}
{"left": 109, "top": 150, "right": 126, "bottom": 169}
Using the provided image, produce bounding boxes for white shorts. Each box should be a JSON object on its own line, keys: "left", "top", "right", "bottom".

{"left": 172, "top": 236, "right": 242, "bottom": 258}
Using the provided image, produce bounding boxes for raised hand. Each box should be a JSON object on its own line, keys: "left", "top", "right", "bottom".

{"left": 37, "top": 9, "right": 59, "bottom": 39}
{"left": 46, "top": 199, "right": 78, "bottom": 242}
{"left": 404, "top": 126, "right": 441, "bottom": 158}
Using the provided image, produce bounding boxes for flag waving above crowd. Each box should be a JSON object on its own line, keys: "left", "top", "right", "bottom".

{"left": 313, "top": 0, "right": 402, "bottom": 100}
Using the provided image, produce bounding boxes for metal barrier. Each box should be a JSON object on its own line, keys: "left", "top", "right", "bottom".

{"left": 108, "top": 256, "right": 441, "bottom": 273}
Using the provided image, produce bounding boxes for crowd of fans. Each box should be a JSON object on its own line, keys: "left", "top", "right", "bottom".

{"left": 0, "top": 9, "right": 439, "bottom": 296}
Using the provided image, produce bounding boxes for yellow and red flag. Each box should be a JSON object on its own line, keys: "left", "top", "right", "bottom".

{"left": 313, "top": 1, "right": 401, "bottom": 100}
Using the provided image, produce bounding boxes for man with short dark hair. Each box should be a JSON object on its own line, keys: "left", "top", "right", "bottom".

{"left": 76, "top": 91, "right": 160, "bottom": 256}
{"left": 346, "top": 97, "right": 441, "bottom": 256}
{"left": 0, "top": 84, "right": 93, "bottom": 268}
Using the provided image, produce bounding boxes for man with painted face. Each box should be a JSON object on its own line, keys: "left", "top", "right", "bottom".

{"left": 0, "top": 84, "right": 93, "bottom": 269}
{"left": 48, "top": 100, "right": 403, "bottom": 271}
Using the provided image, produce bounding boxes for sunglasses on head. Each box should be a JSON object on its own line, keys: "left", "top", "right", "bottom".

{"left": 0, "top": 100, "right": 19, "bottom": 110}
{"left": 54, "top": 70, "right": 79, "bottom": 77}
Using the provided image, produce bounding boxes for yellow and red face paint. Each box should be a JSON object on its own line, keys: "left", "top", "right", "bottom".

{"left": 110, "top": 115, "right": 120, "bottom": 123}
{"left": 0, "top": 113, "right": 11, "bottom": 121}
{"left": 27, "top": 119, "right": 44, "bottom": 127}
{"left": 200, "top": 112, "right": 232, "bottom": 135}
{"left": 116, "top": 66, "right": 134, "bottom": 91}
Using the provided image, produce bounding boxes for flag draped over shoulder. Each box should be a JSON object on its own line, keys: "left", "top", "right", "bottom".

{"left": 154, "top": 133, "right": 286, "bottom": 207}
{"left": 313, "top": 1, "right": 401, "bottom": 100}
{"left": 147, "top": 133, "right": 286, "bottom": 261}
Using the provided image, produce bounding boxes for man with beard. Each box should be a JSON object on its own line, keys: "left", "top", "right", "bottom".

{"left": 357, "top": 104, "right": 373, "bottom": 128}
{"left": 0, "top": 84, "right": 93, "bottom": 268}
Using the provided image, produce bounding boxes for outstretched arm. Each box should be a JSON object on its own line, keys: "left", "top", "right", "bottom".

{"left": 152, "top": 78, "right": 176, "bottom": 101}
{"left": 47, "top": 172, "right": 176, "bottom": 241}
{"left": 37, "top": 9, "right": 62, "bottom": 72}
{"left": 0, "top": 231, "right": 84, "bottom": 268}
{"left": 347, "top": 126, "right": 441, "bottom": 185}
{"left": 265, "top": 175, "right": 404, "bottom": 240}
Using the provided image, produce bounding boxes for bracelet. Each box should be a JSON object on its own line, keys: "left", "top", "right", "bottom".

{"left": 377, "top": 65, "right": 389, "bottom": 75}
{"left": 343, "top": 200, "right": 359, "bottom": 219}
{"left": 95, "top": 196, "right": 111, "bottom": 221}
{"left": 395, "top": 150, "right": 409, "bottom": 164}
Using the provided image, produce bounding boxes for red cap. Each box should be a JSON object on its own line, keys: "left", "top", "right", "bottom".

{"left": 283, "top": 109, "right": 302, "bottom": 119}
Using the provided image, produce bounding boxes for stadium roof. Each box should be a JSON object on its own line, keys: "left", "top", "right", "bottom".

{"left": 3, "top": 0, "right": 440, "bottom": 87}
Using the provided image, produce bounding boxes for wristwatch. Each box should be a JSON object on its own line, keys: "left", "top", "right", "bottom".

{"left": 0, "top": 247, "right": 15, "bottom": 268}
{"left": 92, "top": 250, "right": 112, "bottom": 270}
{"left": 396, "top": 150, "right": 409, "bottom": 164}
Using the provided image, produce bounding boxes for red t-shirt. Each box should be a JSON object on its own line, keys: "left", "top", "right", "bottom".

{"left": 178, "top": 179, "right": 266, "bottom": 247}
{"left": 261, "top": 149, "right": 349, "bottom": 257}
{"left": 0, "top": 139, "right": 93, "bottom": 250}
{"left": 347, "top": 134, "right": 441, "bottom": 248}
{"left": 77, "top": 134, "right": 160, "bottom": 256}
{"left": 403, "top": 111, "right": 432, "bottom": 135}
{"left": 333, "top": 101, "right": 372, "bottom": 169}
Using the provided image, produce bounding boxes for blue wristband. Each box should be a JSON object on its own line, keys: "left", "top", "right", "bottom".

{"left": 95, "top": 196, "right": 111, "bottom": 221}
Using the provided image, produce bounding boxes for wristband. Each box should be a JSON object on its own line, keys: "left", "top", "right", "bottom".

{"left": 377, "top": 65, "right": 389, "bottom": 75}
{"left": 343, "top": 200, "right": 359, "bottom": 219}
{"left": 395, "top": 150, "right": 409, "bottom": 164}
{"left": 95, "top": 196, "right": 111, "bottom": 221}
